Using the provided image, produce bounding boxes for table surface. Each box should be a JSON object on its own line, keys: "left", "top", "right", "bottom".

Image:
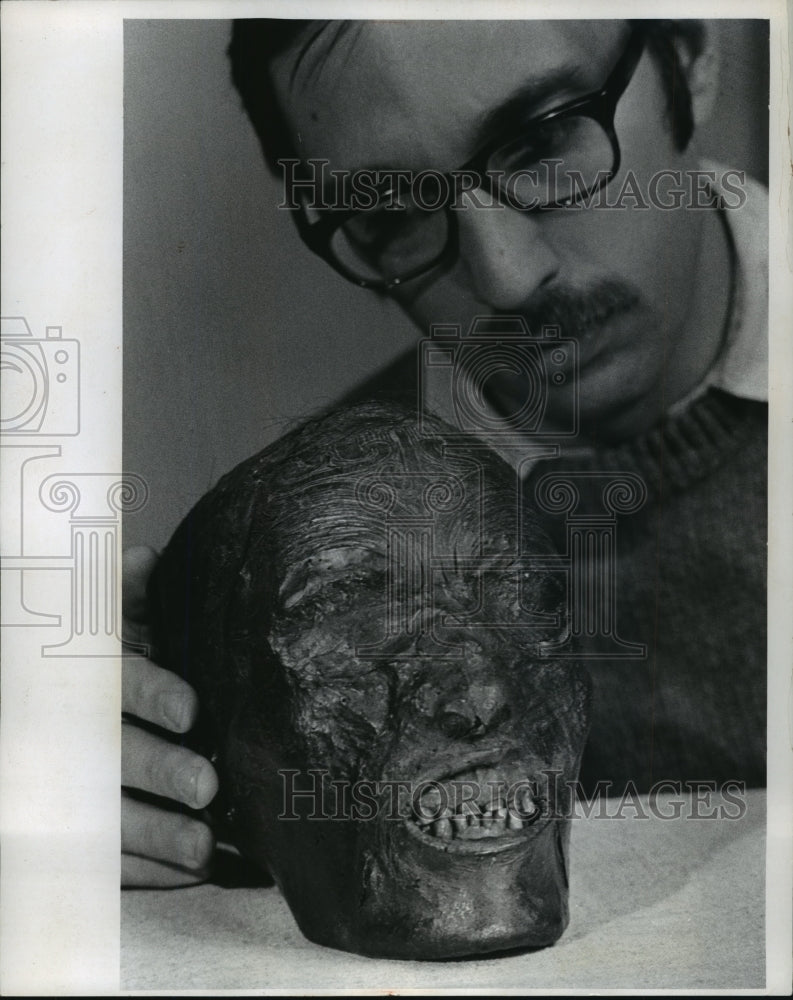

{"left": 122, "top": 789, "right": 766, "bottom": 992}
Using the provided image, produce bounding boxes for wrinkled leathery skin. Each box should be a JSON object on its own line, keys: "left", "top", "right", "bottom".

{"left": 150, "top": 400, "right": 591, "bottom": 959}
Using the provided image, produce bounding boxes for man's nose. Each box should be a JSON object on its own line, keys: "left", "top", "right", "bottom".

{"left": 433, "top": 674, "right": 511, "bottom": 740}
{"left": 456, "top": 189, "right": 559, "bottom": 310}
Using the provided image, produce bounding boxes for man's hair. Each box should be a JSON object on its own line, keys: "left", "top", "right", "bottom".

{"left": 228, "top": 19, "right": 705, "bottom": 174}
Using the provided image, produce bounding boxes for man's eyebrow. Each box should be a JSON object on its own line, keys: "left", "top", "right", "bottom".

{"left": 311, "top": 63, "right": 592, "bottom": 194}
{"left": 469, "top": 63, "right": 592, "bottom": 153}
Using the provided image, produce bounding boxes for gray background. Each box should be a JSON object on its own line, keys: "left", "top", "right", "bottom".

{"left": 123, "top": 19, "right": 769, "bottom": 551}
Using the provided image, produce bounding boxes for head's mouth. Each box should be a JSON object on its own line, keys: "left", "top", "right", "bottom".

{"left": 402, "top": 761, "right": 549, "bottom": 855}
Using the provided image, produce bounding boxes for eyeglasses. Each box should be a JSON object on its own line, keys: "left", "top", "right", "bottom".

{"left": 293, "top": 27, "right": 646, "bottom": 290}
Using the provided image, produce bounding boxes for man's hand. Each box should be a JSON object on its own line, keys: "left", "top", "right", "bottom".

{"left": 122, "top": 546, "right": 219, "bottom": 887}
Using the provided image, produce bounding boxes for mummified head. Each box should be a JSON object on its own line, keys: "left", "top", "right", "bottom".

{"left": 151, "top": 400, "right": 590, "bottom": 959}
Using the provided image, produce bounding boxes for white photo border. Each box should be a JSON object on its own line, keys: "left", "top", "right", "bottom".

{"left": 1, "top": 0, "right": 790, "bottom": 993}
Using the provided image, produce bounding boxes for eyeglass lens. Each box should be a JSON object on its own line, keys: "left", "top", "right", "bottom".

{"left": 492, "top": 115, "right": 615, "bottom": 208}
{"left": 331, "top": 192, "right": 450, "bottom": 284}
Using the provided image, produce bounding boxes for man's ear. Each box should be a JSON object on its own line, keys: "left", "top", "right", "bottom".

{"left": 674, "top": 21, "right": 720, "bottom": 128}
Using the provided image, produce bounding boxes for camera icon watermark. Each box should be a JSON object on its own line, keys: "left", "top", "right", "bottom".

{"left": 1, "top": 314, "right": 146, "bottom": 654}
{"left": 1, "top": 317, "right": 80, "bottom": 436}
{"left": 418, "top": 316, "right": 578, "bottom": 442}
{"left": 411, "top": 313, "right": 647, "bottom": 660}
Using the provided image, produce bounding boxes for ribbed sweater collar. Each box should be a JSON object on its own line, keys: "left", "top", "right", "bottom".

{"left": 531, "top": 389, "right": 765, "bottom": 502}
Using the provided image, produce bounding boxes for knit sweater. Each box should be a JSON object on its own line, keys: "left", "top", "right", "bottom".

{"left": 525, "top": 387, "right": 767, "bottom": 793}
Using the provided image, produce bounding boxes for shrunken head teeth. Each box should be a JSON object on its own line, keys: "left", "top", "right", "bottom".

{"left": 409, "top": 767, "right": 541, "bottom": 842}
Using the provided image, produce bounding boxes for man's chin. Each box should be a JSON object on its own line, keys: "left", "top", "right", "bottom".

{"left": 557, "top": 358, "right": 667, "bottom": 445}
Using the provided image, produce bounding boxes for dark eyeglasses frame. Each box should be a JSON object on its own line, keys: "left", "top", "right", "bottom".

{"left": 293, "top": 25, "right": 646, "bottom": 291}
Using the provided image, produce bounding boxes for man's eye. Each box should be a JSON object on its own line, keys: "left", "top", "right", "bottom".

{"left": 332, "top": 201, "right": 435, "bottom": 278}
{"left": 343, "top": 201, "right": 426, "bottom": 252}
{"left": 490, "top": 114, "right": 614, "bottom": 207}
{"left": 494, "top": 117, "right": 573, "bottom": 172}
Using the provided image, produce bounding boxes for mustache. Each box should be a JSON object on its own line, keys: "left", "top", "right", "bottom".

{"left": 517, "top": 280, "right": 642, "bottom": 343}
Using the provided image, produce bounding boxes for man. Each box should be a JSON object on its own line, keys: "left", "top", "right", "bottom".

{"left": 121, "top": 19, "right": 767, "bottom": 887}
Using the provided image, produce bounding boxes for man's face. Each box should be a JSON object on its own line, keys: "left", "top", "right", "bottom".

{"left": 271, "top": 21, "right": 726, "bottom": 441}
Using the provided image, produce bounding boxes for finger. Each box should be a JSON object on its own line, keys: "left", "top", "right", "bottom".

{"left": 122, "top": 654, "right": 198, "bottom": 733}
{"left": 122, "top": 852, "right": 212, "bottom": 889}
{"left": 122, "top": 795, "right": 215, "bottom": 872}
{"left": 122, "top": 545, "right": 159, "bottom": 623}
{"left": 122, "top": 618, "right": 153, "bottom": 652}
{"left": 122, "top": 723, "right": 218, "bottom": 808}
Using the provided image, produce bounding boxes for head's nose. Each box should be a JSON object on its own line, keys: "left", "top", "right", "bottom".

{"left": 455, "top": 188, "right": 559, "bottom": 310}
{"left": 434, "top": 675, "right": 511, "bottom": 739}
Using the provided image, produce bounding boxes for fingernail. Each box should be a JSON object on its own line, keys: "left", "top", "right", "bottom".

{"left": 182, "top": 763, "right": 201, "bottom": 808}
{"left": 183, "top": 761, "right": 214, "bottom": 809}
{"left": 186, "top": 825, "right": 213, "bottom": 869}
{"left": 160, "top": 692, "right": 188, "bottom": 731}
{"left": 193, "top": 761, "right": 219, "bottom": 809}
